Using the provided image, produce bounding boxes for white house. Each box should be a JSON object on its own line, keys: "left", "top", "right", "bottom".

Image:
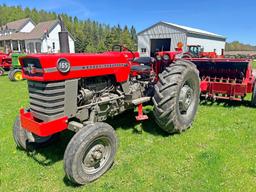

{"left": 137, "top": 21, "right": 226, "bottom": 56}
{"left": 0, "top": 18, "right": 75, "bottom": 53}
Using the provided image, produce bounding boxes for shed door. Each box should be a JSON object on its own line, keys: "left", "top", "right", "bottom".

{"left": 150, "top": 38, "right": 171, "bottom": 56}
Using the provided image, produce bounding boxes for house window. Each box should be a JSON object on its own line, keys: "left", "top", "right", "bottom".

{"left": 12, "top": 41, "right": 19, "bottom": 51}
{"left": 141, "top": 48, "right": 147, "bottom": 53}
{"left": 52, "top": 42, "right": 55, "bottom": 50}
{"left": 36, "top": 42, "right": 41, "bottom": 53}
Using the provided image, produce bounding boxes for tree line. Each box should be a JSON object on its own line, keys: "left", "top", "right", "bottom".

{"left": 0, "top": 4, "right": 137, "bottom": 53}
{"left": 226, "top": 41, "right": 256, "bottom": 51}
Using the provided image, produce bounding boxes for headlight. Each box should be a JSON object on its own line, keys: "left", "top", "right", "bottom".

{"left": 163, "top": 54, "right": 170, "bottom": 61}
{"left": 57, "top": 58, "right": 71, "bottom": 73}
{"left": 156, "top": 55, "right": 162, "bottom": 61}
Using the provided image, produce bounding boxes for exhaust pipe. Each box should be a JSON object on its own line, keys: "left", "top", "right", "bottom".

{"left": 58, "top": 15, "right": 70, "bottom": 53}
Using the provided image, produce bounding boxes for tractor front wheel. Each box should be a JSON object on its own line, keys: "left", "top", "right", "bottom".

{"left": 64, "top": 122, "right": 117, "bottom": 185}
{"left": 0, "top": 67, "right": 4, "bottom": 76}
{"left": 13, "top": 116, "right": 57, "bottom": 150}
{"left": 153, "top": 59, "right": 200, "bottom": 133}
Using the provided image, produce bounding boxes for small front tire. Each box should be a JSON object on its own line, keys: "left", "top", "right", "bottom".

{"left": 64, "top": 122, "right": 117, "bottom": 185}
{"left": 0, "top": 67, "right": 4, "bottom": 76}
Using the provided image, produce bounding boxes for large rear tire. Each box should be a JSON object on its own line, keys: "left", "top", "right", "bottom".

{"left": 13, "top": 116, "right": 57, "bottom": 150}
{"left": 153, "top": 59, "right": 200, "bottom": 133}
{"left": 10, "top": 69, "right": 23, "bottom": 81}
{"left": 64, "top": 122, "right": 117, "bottom": 185}
{"left": 182, "top": 53, "right": 193, "bottom": 59}
{"left": 251, "top": 82, "right": 256, "bottom": 106}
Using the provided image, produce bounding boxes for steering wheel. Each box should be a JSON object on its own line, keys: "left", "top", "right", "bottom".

{"left": 112, "top": 45, "right": 136, "bottom": 61}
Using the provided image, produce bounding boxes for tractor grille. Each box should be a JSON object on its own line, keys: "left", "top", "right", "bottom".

{"left": 28, "top": 80, "right": 66, "bottom": 122}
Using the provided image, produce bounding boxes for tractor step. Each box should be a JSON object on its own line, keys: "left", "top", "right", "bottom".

{"left": 132, "top": 97, "right": 150, "bottom": 121}
{"left": 132, "top": 97, "right": 150, "bottom": 105}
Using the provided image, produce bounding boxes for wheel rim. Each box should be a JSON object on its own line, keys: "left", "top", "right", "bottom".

{"left": 0, "top": 69, "right": 4, "bottom": 76}
{"left": 14, "top": 71, "right": 23, "bottom": 80}
{"left": 179, "top": 84, "right": 194, "bottom": 114}
{"left": 82, "top": 136, "right": 112, "bottom": 175}
{"left": 178, "top": 79, "right": 196, "bottom": 116}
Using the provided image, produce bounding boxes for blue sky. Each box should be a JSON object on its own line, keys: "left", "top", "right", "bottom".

{"left": 1, "top": 0, "right": 256, "bottom": 45}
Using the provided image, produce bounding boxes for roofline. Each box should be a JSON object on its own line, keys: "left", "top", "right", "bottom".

{"left": 17, "top": 18, "right": 36, "bottom": 32}
{"left": 137, "top": 21, "right": 226, "bottom": 40}
{"left": 39, "top": 20, "right": 76, "bottom": 41}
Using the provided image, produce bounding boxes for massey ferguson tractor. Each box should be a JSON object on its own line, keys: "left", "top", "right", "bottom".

{"left": 13, "top": 45, "right": 200, "bottom": 185}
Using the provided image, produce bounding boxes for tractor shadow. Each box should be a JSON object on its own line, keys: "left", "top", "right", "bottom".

{"left": 25, "top": 130, "right": 75, "bottom": 166}
{"left": 106, "top": 107, "right": 170, "bottom": 137}
{"left": 26, "top": 107, "right": 170, "bottom": 168}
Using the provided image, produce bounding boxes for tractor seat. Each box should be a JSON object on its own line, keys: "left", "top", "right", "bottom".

{"left": 133, "top": 57, "right": 154, "bottom": 65}
{"left": 131, "top": 57, "right": 154, "bottom": 72}
{"left": 131, "top": 65, "right": 151, "bottom": 72}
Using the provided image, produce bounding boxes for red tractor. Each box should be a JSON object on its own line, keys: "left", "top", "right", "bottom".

{"left": 182, "top": 45, "right": 218, "bottom": 59}
{"left": 13, "top": 45, "right": 200, "bottom": 185}
{"left": 0, "top": 52, "right": 12, "bottom": 76}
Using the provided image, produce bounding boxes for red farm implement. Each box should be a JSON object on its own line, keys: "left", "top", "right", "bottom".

{"left": 155, "top": 51, "right": 255, "bottom": 104}
{"left": 186, "top": 58, "right": 255, "bottom": 102}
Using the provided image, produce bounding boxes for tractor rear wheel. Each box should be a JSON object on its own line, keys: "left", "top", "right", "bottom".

{"left": 11, "top": 69, "right": 23, "bottom": 81}
{"left": 153, "top": 59, "right": 200, "bottom": 133}
{"left": 251, "top": 83, "right": 256, "bottom": 106}
{"left": 13, "top": 116, "right": 57, "bottom": 150}
{"left": 0, "top": 67, "right": 4, "bottom": 76}
{"left": 64, "top": 122, "right": 117, "bottom": 185}
{"left": 182, "top": 53, "right": 193, "bottom": 59}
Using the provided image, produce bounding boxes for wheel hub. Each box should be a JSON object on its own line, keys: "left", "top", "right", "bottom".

{"left": 179, "top": 85, "right": 193, "bottom": 113}
{"left": 84, "top": 144, "right": 105, "bottom": 167}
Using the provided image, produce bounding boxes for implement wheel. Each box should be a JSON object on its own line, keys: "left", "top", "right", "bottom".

{"left": 11, "top": 69, "right": 23, "bottom": 81}
{"left": 0, "top": 67, "right": 4, "bottom": 76}
{"left": 64, "top": 122, "right": 117, "bottom": 185}
{"left": 13, "top": 116, "right": 57, "bottom": 150}
{"left": 153, "top": 59, "right": 200, "bottom": 133}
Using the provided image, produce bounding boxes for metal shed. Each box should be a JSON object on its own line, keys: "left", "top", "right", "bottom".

{"left": 137, "top": 21, "right": 226, "bottom": 57}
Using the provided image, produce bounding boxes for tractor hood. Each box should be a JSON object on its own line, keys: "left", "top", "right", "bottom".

{"left": 19, "top": 52, "right": 131, "bottom": 82}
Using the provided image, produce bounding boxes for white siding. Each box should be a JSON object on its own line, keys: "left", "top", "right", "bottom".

{"left": 186, "top": 36, "right": 225, "bottom": 55}
{"left": 138, "top": 23, "right": 186, "bottom": 57}
{"left": 20, "top": 21, "right": 35, "bottom": 33}
{"left": 40, "top": 24, "right": 75, "bottom": 53}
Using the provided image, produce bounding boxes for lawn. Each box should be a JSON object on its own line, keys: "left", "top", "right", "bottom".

{"left": 1, "top": 76, "right": 256, "bottom": 192}
{"left": 253, "top": 60, "right": 256, "bottom": 69}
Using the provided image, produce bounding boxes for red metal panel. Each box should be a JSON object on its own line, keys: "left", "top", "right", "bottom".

{"left": 19, "top": 52, "right": 131, "bottom": 82}
{"left": 20, "top": 109, "right": 68, "bottom": 137}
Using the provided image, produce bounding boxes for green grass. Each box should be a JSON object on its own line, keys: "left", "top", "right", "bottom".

{"left": 1, "top": 76, "right": 256, "bottom": 191}
{"left": 253, "top": 60, "right": 256, "bottom": 69}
